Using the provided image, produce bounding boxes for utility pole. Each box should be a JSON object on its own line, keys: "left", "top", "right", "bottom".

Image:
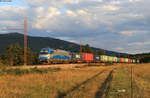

{"left": 0, "top": 19, "right": 28, "bottom": 65}
{"left": 131, "top": 65, "right": 133, "bottom": 98}
{"left": 24, "top": 20, "right": 27, "bottom": 65}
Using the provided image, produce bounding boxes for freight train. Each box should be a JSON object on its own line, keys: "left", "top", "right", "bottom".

{"left": 39, "top": 48, "right": 139, "bottom": 64}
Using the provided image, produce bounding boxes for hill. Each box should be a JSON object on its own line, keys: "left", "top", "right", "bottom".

{"left": 130, "top": 53, "right": 150, "bottom": 63}
{"left": 0, "top": 33, "right": 128, "bottom": 56}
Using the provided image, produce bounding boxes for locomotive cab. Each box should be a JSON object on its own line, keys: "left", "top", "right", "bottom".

{"left": 39, "top": 48, "right": 54, "bottom": 63}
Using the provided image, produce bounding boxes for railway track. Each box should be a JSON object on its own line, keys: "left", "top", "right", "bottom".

{"left": 57, "top": 68, "right": 115, "bottom": 98}
{"left": 122, "top": 66, "right": 147, "bottom": 98}
{"left": 95, "top": 70, "right": 114, "bottom": 98}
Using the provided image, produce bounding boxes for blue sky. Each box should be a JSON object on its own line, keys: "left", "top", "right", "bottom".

{"left": 0, "top": 0, "right": 25, "bottom": 6}
{"left": 0, "top": 0, "right": 150, "bottom": 54}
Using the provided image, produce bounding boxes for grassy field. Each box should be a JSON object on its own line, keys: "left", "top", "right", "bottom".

{"left": 0, "top": 63, "right": 149, "bottom": 98}
{"left": 124, "top": 64, "right": 150, "bottom": 98}
{"left": 107, "top": 66, "right": 141, "bottom": 98}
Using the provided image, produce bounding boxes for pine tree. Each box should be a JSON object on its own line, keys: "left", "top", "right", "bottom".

{"left": 97, "top": 49, "right": 105, "bottom": 55}
{"left": 1, "top": 43, "right": 23, "bottom": 66}
{"left": 81, "top": 44, "right": 93, "bottom": 53}
{"left": 1, "top": 43, "right": 38, "bottom": 66}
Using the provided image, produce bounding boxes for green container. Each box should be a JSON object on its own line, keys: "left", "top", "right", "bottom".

{"left": 100, "top": 55, "right": 108, "bottom": 61}
{"left": 117, "top": 58, "right": 121, "bottom": 62}
{"left": 124, "top": 58, "right": 128, "bottom": 62}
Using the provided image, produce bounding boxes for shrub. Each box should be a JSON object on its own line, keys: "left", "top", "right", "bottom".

{"left": 105, "top": 62, "right": 113, "bottom": 66}
{"left": 0, "top": 69, "right": 4, "bottom": 75}
{"left": 0, "top": 67, "right": 61, "bottom": 76}
{"left": 0, "top": 60, "right": 8, "bottom": 69}
{"left": 2, "top": 68, "right": 30, "bottom": 75}
{"left": 30, "top": 67, "right": 48, "bottom": 74}
{"left": 47, "top": 67, "right": 61, "bottom": 72}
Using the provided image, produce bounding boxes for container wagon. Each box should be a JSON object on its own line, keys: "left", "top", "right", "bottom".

{"left": 100, "top": 55, "right": 108, "bottom": 62}
{"left": 94, "top": 55, "right": 100, "bottom": 63}
{"left": 121, "top": 58, "right": 125, "bottom": 63}
{"left": 39, "top": 48, "right": 138, "bottom": 64}
{"left": 82, "top": 53, "right": 94, "bottom": 63}
{"left": 71, "top": 53, "right": 82, "bottom": 63}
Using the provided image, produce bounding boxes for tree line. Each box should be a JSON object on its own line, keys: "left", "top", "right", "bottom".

{"left": 81, "top": 44, "right": 105, "bottom": 55}
{"left": 0, "top": 43, "right": 38, "bottom": 66}
{"left": 130, "top": 53, "right": 150, "bottom": 63}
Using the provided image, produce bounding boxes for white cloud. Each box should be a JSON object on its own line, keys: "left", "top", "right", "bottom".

{"left": 33, "top": 7, "right": 62, "bottom": 29}
{"left": 110, "top": 1, "right": 121, "bottom": 5}
{"left": 63, "top": 0, "right": 79, "bottom": 4}
{"left": 101, "top": 5, "right": 120, "bottom": 11}
{"left": 0, "top": 5, "right": 28, "bottom": 29}
{"left": 77, "top": 10, "right": 87, "bottom": 15}
{"left": 0, "top": 5, "right": 27, "bottom": 19}
{"left": 128, "top": 41, "right": 150, "bottom": 46}
{"left": 66, "top": 10, "right": 76, "bottom": 17}
{"left": 113, "top": 47, "right": 124, "bottom": 51}
{"left": 129, "top": 0, "right": 143, "bottom": 2}
{"left": 119, "top": 30, "right": 148, "bottom": 36}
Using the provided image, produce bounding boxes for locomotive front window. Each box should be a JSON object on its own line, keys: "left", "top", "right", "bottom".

{"left": 40, "top": 50, "right": 49, "bottom": 54}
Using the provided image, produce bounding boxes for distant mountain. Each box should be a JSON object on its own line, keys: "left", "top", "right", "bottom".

{"left": 0, "top": 33, "right": 128, "bottom": 56}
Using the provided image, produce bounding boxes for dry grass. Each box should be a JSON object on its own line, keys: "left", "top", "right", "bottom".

{"left": 0, "top": 63, "right": 149, "bottom": 98}
{"left": 11, "top": 64, "right": 87, "bottom": 69}
{"left": 0, "top": 65, "right": 112, "bottom": 98}
{"left": 107, "top": 68, "right": 133, "bottom": 98}
{"left": 133, "top": 63, "right": 150, "bottom": 81}
{"left": 105, "top": 63, "right": 150, "bottom": 98}
{"left": 120, "top": 63, "right": 150, "bottom": 98}
{"left": 65, "top": 69, "right": 113, "bottom": 98}
{"left": 132, "top": 64, "right": 150, "bottom": 98}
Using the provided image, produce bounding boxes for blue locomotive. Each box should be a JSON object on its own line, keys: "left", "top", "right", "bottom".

{"left": 39, "top": 48, "right": 71, "bottom": 63}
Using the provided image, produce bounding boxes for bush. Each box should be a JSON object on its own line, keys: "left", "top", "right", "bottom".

{"left": 0, "top": 69, "right": 4, "bottom": 75}
{"left": 87, "top": 63, "right": 101, "bottom": 66}
{"left": 30, "top": 67, "right": 48, "bottom": 74}
{"left": 105, "top": 62, "right": 114, "bottom": 66}
{"left": 2, "top": 68, "right": 30, "bottom": 75}
{"left": 0, "top": 67, "right": 61, "bottom": 76}
{"left": 47, "top": 67, "right": 61, "bottom": 72}
{"left": 0, "top": 60, "right": 8, "bottom": 69}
